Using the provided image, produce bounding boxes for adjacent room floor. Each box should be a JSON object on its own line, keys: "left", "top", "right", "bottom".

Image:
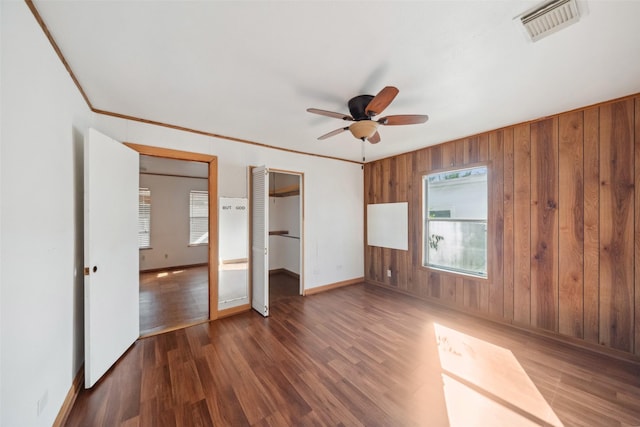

{"left": 71, "top": 282, "right": 640, "bottom": 426}
{"left": 139, "top": 265, "right": 209, "bottom": 336}
{"left": 140, "top": 267, "right": 298, "bottom": 337}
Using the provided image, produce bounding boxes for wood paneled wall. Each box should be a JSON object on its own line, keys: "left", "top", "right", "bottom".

{"left": 364, "top": 94, "right": 640, "bottom": 357}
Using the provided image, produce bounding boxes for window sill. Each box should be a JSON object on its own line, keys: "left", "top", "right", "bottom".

{"left": 188, "top": 243, "right": 208, "bottom": 247}
{"left": 420, "top": 264, "right": 489, "bottom": 282}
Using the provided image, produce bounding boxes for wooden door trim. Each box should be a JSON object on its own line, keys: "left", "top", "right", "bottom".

{"left": 124, "top": 142, "right": 219, "bottom": 321}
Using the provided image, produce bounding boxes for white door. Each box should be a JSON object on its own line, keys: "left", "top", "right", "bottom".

{"left": 252, "top": 166, "right": 269, "bottom": 316}
{"left": 84, "top": 128, "right": 139, "bottom": 388}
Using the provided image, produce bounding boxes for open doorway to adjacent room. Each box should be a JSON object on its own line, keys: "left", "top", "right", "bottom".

{"left": 137, "top": 154, "right": 211, "bottom": 336}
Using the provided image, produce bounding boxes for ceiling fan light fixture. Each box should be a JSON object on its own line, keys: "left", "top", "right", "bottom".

{"left": 349, "top": 120, "right": 379, "bottom": 140}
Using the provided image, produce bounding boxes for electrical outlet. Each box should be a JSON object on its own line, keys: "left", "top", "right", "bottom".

{"left": 387, "top": 269, "right": 392, "bottom": 277}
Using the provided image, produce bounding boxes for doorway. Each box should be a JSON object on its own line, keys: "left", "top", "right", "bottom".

{"left": 268, "top": 171, "right": 302, "bottom": 303}
{"left": 250, "top": 167, "right": 304, "bottom": 316}
{"left": 125, "top": 143, "right": 218, "bottom": 336}
{"left": 137, "top": 155, "right": 209, "bottom": 335}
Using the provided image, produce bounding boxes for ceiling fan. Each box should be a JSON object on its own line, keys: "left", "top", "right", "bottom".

{"left": 306, "top": 86, "right": 429, "bottom": 144}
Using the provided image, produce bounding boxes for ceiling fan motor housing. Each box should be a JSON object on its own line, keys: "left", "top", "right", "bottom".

{"left": 348, "top": 95, "right": 375, "bottom": 120}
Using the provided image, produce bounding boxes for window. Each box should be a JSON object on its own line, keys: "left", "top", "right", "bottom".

{"left": 138, "top": 188, "right": 151, "bottom": 249}
{"left": 423, "top": 166, "right": 488, "bottom": 277}
{"left": 189, "top": 190, "right": 209, "bottom": 245}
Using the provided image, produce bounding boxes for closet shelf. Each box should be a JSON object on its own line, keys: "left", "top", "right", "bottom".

{"left": 269, "top": 184, "right": 300, "bottom": 197}
{"left": 269, "top": 231, "right": 300, "bottom": 239}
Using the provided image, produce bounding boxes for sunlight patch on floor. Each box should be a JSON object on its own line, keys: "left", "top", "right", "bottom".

{"left": 434, "top": 323, "right": 563, "bottom": 427}
{"left": 154, "top": 269, "right": 185, "bottom": 278}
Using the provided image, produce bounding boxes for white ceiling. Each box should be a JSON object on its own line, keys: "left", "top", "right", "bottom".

{"left": 34, "top": 1, "right": 640, "bottom": 163}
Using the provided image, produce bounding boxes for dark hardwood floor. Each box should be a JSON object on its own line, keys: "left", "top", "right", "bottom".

{"left": 139, "top": 265, "right": 209, "bottom": 336}
{"left": 67, "top": 283, "right": 640, "bottom": 426}
{"left": 140, "top": 268, "right": 295, "bottom": 337}
{"left": 269, "top": 271, "right": 300, "bottom": 303}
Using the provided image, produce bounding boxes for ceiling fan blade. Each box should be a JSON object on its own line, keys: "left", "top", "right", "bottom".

{"left": 367, "top": 131, "right": 381, "bottom": 144}
{"left": 307, "top": 108, "right": 353, "bottom": 121}
{"left": 365, "top": 86, "right": 399, "bottom": 116}
{"left": 318, "top": 127, "right": 349, "bottom": 140}
{"left": 378, "top": 114, "right": 429, "bottom": 126}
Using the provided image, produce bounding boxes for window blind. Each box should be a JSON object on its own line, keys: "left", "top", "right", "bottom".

{"left": 138, "top": 188, "right": 151, "bottom": 248}
{"left": 189, "top": 190, "right": 209, "bottom": 245}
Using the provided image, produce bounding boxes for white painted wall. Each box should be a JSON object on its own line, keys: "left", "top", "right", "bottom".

{"left": 0, "top": 2, "right": 363, "bottom": 425}
{"left": 269, "top": 194, "right": 301, "bottom": 274}
{"left": 139, "top": 173, "right": 208, "bottom": 270}
{"left": 1, "top": 2, "right": 91, "bottom": 425}
{"left": 0, "top": 0, "right": 4, "bottom": 418}
{"left": 92, "top": 115, "right": 364, "bottom": 290}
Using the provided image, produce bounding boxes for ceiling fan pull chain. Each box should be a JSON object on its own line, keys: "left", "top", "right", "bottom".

{"left": 361, "top": 139, "right": 365, "bottom": 162}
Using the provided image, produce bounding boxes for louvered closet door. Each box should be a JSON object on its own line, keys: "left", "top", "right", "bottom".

{"left": 251, "top": 166, "right": 269, "bottom": 316}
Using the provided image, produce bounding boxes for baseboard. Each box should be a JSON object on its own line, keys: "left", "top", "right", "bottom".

{"left": 221, "top": 258, "right": 248, "bottom": 265}
{"left": 140, "top": 262, "right": 208, "bottom": 274}
{"left": 53, "top": 364, "right": 84, "bottom": 427}
{"left": 217, "top": 303, "right": 251, "bottom": 319}
{"left": 304, "top": 277, "right": 364, "bottom": 296}
{"left": 269, "top": 268, "right": 300, "bottom": 279}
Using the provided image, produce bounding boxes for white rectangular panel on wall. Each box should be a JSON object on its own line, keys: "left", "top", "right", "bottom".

{"left": 219, "top": 197, "right": 248, "bottom": 261}
{"left": 218, "top": 197, "right": 249, "bottom": 310}
{"left": 367, "top": 202, "right": 408, "bottom": 250}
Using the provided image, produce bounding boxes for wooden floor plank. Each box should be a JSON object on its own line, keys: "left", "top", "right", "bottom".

{"left": 66, "top": 283, "right": 640, "bottom": 426}
{"left": 139, "top": 265, "right": 209, "bottom": 336}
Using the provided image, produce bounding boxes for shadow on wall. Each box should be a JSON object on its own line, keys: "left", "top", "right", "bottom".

{"left": 72, "top": 125, "right": 85, "bottom": 371}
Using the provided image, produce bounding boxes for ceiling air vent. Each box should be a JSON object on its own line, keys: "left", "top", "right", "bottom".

{"left": 519, "top": 0, "right": 581, "bottom": 42}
